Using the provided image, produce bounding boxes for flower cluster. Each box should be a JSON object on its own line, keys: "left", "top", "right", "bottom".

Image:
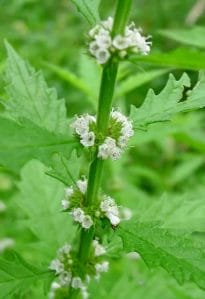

{"left": 71, "top": 110, "right": 133, "bottom": 160}
{"left": 98, "top": 110, "right": 134, "bottom": 160}
{"left": 49, "top": 244, "right": 88, "bottom": 299}
{"left": 61, "top": 178, "right": 94, "bottom": 230}
{"left": 88, "top": 17, "right": 151, "bottom": 64}
{"left": 71, "top": 114, "right": 96, "bottom": 147}
{"left": 100, "top": 195, "right": 121, "bottom": 226}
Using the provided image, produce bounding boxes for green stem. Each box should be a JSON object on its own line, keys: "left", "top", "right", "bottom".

{"left": 69, "top": 1, "right": 132, "bottom": 298}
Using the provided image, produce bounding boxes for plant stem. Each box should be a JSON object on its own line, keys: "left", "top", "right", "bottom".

{"left": 69, "top": 1, "right": 133, "bottom": 298}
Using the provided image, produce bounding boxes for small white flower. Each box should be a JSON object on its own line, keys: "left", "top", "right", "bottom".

{"left": 113, "top": 35, "right": 131, "bottom": 50}
{"left": 49, "top": 259, "right": 64, "bottom": 274}
{"left": 51, "top": 281, "right": 61, "bottom": 290}
{"left": 95, "top": 48, "right": 110, "bottom": 64}
{"left": 93, "top": 240, "right": 106, "bottom": 256}
{"left": 0, "top": 201, "right": 6, "bottom": 213}
{"left": 95, "top": 31, "right": 112, "bottom": 48}
{"left": 100, "top": 196, "right": 115, "bottom": 212}
{"left": 61, "top": 199, "right": 70, "bottom": 210}
{"left": 76, "top": 179, "right": 87, "bottom": 194}
{"left": 64, "top": 187, "right": 74, "bottom": 198}
{"left": 98, "top": 137, "right": 117, "bottom": 160}
{"left": 88, "top": 24, "right": 101, "bottom": 38}
{"left": 58, "top": 244, "right": 71, "bottom": 256}
{"left": 106, "top": 212, "right": 120, "bottom": 226}
{"left": 95, "top": 261, "right": 109, "bottom": 273}
{"left": 71, "top": 277, "right": 83, "bottom": 289}
{"left": 0, "top": 238, "right": 14, "bottom": 253}
{"left": 89, "top": 41, "right": 100, "bottom": 55}
{"left": 110, "top": 146, "right": 122, "bottom": 160}
{"left": 72, "top": 208, "right": 85, "bottom": 223}
{"left": 101, "top": 16, "right": 113, "bottom": 31}
{"left": 59, "top": 271, "right": 72, "bottom": 286}
{"left": 80, "top": 131, "right": 95, "bottom": 147}
{"left": 82, "top": 215, "right": 93, "bottom": 229}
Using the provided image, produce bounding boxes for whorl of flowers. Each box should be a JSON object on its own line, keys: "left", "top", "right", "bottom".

{"left": 98, "top": 110, "right": 134, "bottom": 160}
{"left": 71, "top": 110, "right": 134, "bottom": 160}
{"left": 61, "top": 178, "right": 93, "bottom": 230}
{"left": 88, "top": 16, "right": 151, "bottom": 64}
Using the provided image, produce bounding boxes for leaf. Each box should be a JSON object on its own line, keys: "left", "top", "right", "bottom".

{"left": 14, "top": 160, "right": 75, "bottom": 260}
{"left": 71, "top": 0, "right": 101, "bottom": 25}
{"left": 130, "top": 48, "right": 205, "bottom": 71}
{"left": 118, "top": 221, "right": 205, "bottom": 289}
{"left": 130, "top": 73, "right": 191, "bottom": 129}
{"left": 159, "top": 27, "right": 205, "bottom": 49}
{"left": 0, "top": 251, "right": 52, "bottom": 299}
{"left": 3, "top": 42, "right": 68, "bottom": 135}
{"left": 0, "top": 116, "right": 77, "bottom": 172}
{"left": 116, "top": 69, "right": 169, "bottom": 97}
{"left": 46, "top": 151, "right": 81, "bottom": 185}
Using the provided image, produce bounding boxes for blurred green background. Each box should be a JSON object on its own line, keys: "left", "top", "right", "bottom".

{"left": 1, "top": 1, "right": 205, "bottom": 298}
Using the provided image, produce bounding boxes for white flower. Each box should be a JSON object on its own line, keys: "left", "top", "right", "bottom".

{"left": 58, "top": 244, "right": 71, "bottom": 256}
{"left": 95, "top": 48, "right": 110, "bottom": 64}
{"left": 101, "top": 16, "right": 113, "bottom": 31}
{"left": 93, "top": 240, "right": 106, "bottom": 256}
{"left": 98, "top": 137, "right": 120, "bottom": 160}
{"left": 113, "top": 35, "right": 131, "bottom": 50}
{"left": 82, "top": 215, "right": 93, "bottom": 229}
{"left": 59, "top": 271, "right": 72, "bottom": 286}
{"left": 0, "top": 238, "right": 14, "bottom": 253}
{"left": 89, "top": 24, "right": 101, "bottom": 38}
{"left": 71, "top": 277, "right": 83, "bottom": 289}
{"left": 95, "top": 261, "right": 109, "bottom": 273}
{"left": 51, "top": 281, "right": 61, "bottom": 290}
{"left": 77, "top": 179, "right": 87, "bottom": 194}
{"left": 64, "top": 187, "right": 74, "bottom": 198}
{"left": 61, "top": 199, "right": 70, "bottom": 210}
{"left": 72, "top": 208, "right": 85, "bottom": 223}
{"left": 95, "top": 31, "right": 112, "bottom": 48}
{"left": 106, "top": 211, "right": 120, "bottom": 226}
{"left": 100, "top": 196, "right": 115, "bottom": 212}
{"left": 80, "top": 131, "right": 95, "bottom": 147}
{"left": 89, "top": 41, "right": 100, "bottom": 55}
{"left": 49, "top": 259, "right": 64, "bottom": 274}
{"left": 0, "top": 201, "right": 6, "bottom": 213}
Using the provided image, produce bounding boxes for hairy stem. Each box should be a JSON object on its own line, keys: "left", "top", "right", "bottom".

{"left": 69, "top": 1, "right": 132, "bottom": 298}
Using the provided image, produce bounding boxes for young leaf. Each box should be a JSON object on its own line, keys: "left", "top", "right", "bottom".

{"left": 118, "top": 221, "right": 205, "bottom": 290}
{"left": 3, "top": 42, "right": 68, "bottom": 135}
{"left": 71, "top": 0, "right": 101, "bottom": 25}
{"left": 0, "top": 251, "right": 52, "bottom": 299}
{"left": 14, "top": 160, "right": 75, "bottom": 260}
{"left": 0, "top": 116, "right": 77, "bottom": 172}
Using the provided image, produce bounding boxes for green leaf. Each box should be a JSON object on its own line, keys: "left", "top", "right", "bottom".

{"left": 71, "top": 0, "right": 101, "bottom": 25}
{"left": 130, "top": 73, "right": 191, "bottom": 129}
{"left": 0, "top": 116, "right": 77, "bottom": 172}
{"left": 130, "top": 48, "right": 205, "bottom": 71}
{"left": 0, "top": 251, "right": 52, "bottom": 299}
{"left": 14, "top": 160, "right": 74, "bottom": 259}
{"left": 159, "top": 27, "right": 205, "bottom": 49}
{"left": 3, "top": 42, "right": 68, "bottom": 135}
{"left": 118, "top": 221, "right": 205, "bottom": 289}
{"left": 116, "top": 69, "right": 169, "bottom": 97}
{"left": 46, "top": 151, "right": 81, "bottom": 185}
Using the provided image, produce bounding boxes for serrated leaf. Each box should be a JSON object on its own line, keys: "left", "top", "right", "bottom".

{"left": 130, "top": 73, "right": 191, "bottom": 129}
{"left": 14, "top": 160, "right": 74, "bottom": 260}
{"left": 118, "top": 221, "right": 205, "bottom": 289}
{"left": 0, "top": 116, "right": 77, "bottom": 172}
{"left": 71, "top": 0, "right": 100, "bottom": 25}
{"left": 159, "top": 27, "right": 205, "bottom": 49}
{"left": 3, "top": 42, "right": 68, "bottom": 135}
{"left": 0, "top": 251, "right": 52, "bottom": 299}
